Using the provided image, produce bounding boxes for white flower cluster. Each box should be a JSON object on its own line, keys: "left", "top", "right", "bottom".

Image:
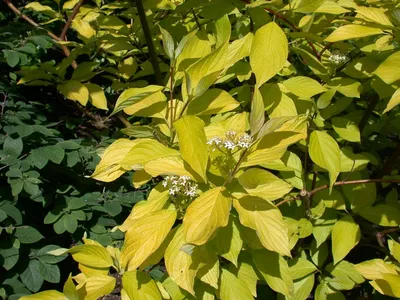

{"left": 162, "top": 175, "right": 198, "bottom": 198}
{"left": 328, "top": 52, "right": 348, "bottom": 65}
{"left": 207, "top": 131, "right": 252, "bottom": 151}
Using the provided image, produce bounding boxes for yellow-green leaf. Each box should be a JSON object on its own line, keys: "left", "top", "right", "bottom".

{"left": 186, "top": 89, "right": 240, "bottom": 115}
{"left": 63, "top": 274, "right": 78, "bottom": 300}
{"left": 288, "top": 258, "right": 318, "bottom": 280}
{"left": 326, "top": 77, "right": 362, "bottom": 98}
{"left": 85, "top": 83, "right": 108, "bottom": 110}
{"left": 25, "top": 2, "right": 60, "bottom": 18}
{"left": 71, "top": 19, "right": 96, "bottom": 40}
{"left": 77, "top": 275, "right": 115, "bottom": 300}
{"left": 183, "top": 187, "right": 231, "bottom": 245}
{"left": 370, "top": 274, "right": 400, "bottom": 298}
{"left": 374, "top": 51, "right": 400, "bottom": 84}
{"left": 19, "top": 291, "right": 66, "bottom": 300}
{"left": 325, "top": 25, "right": 383, "bottom": 42}
{"left": 358, "top": 204, "right": 400, "bottom": 227}
{"left": 356, "top": 6, "right": 393, "bottom": 27}
{"left": 69, "top": 244, "right": 113, "bottom": 268}
{"left": 211, "top": 217, "right": 242, "bottom": 267}
{"left": 165, "top": 226, "right": 196, "bottom": 294}
{"left": 354, "top": 259, "right": 398, "bottom": 280}
{"left": 250, "top": 87, "right": 265, "bottom": 135}
{"left": 122, "top": 270, "right": 162, "bottom": 300}
{"left": 309, "top": 131, "right": 341, "bottom": 189}
{"left": 238, "top": 168, "right": 292, "bottom": 201}
{"left": 91, "top": 139, "right": 139, "bottom": 182}
{"left": 174, "top": 115, "right": 208, "bottom": 182}
{"left": 294, "top": 0, "right": 324, "bottom": 13}
{"left": 220, "top": 268, "right": 253, "bottom": 300}
{"left": 186, "top": 43, "right": 228, "bottom": 97}
{"left": 58, "top": 80, "right": 89, "bottom": 106}
{"left": 120, "top": 139, "right": 180, "bottom": 170}
{"left": 226, "top": 33, "right": 253, "bottom": 69}
{"left": 331, "top": 117, "right": 360, "bottom": 142}
{"left": 383, "top": 87, "right": 400, "bottom": 114}
{"left": 113, "top": 85, "right": 166, "bottom": 117}
{"left": 118, "top": 56, "right": 138, "bottom": 80}
{"left": 252, "top": 249, "right": 294, "bottom": 297}
{"left": 144, "top": 156, "right": 196, "bottom": 179}
{"left": 283, "top": 76, "right": 326, "bottom": 99}
{"left": 234, "top": 196, "right": 291, "bottom": 256}
{"left": 121, "top": 209, "right": 177, "bottom": 270}
{"left": 260, "top": 83, "right": 297, "bottom": 118}
{"left": 250, "top": 22, "right": 288, "bottom": 86}
{"left": 332, "top": 215, "right": 361, "bottom": 265}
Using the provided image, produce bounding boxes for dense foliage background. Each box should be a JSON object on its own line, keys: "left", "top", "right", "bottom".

{"left": 0, "top": 0, "right": 400, "bottom": 299}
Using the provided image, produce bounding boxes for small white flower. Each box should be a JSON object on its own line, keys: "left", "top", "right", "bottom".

{"left": 224, "top": 140, "right": 236, "bottom": 150}
{"left": 225, "top": 130, "right": 237, "bottom": 140}
{"left": 328, "top": 52, "right": 347, "bottom": 65}
{"left": 207, "top": 137, "right": 222, "bottom": 146}
{"left": 237, "top": 134, "right": 252, "bottom": 149}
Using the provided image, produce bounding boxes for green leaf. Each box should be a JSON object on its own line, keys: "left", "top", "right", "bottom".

{"left": 3, "top": 50, "right": 20, "bottom": 67}
{"left": 332, "top": 215, "right": 361, "bottom": 265}
{"left": 252, "top": 249, "right": 293, "bottom": 297}
{"left": 160, "top": 26, "right": 175, "bottom": 60}
{"left": 0, "top": 246, "right": 19, "bottom": 270}
{"left": 20, "top": 260, "right": 43, "bottom": 292}
{"left": 250, "top": 22, "right": 288, "bottom": 86}
{"left": 53, "top": 216, "right": 66, "bottom": 234}
{"left": 309, "top": 131, "right": 341, "bottom": 189}
{"left": 63, "top": 214, "right": 78, "bottom": 233}
{"left": 259, "top": 83, "right": 297, "bottom": 118}
{"left": 326, "top": 77, "right": 362, "bottom": 98}
{"left": 283, "top": 76, "right": 326, "bottom": 99}
{"left": 325, "top": 25, "right": 383, "bottom": 42}
{"left": 215, "top": 14, "right": 231, "bottom": 48}
{"left": 331, "top": 117, "right": 361, "bottom": 142}
{"left": 68, "top": 198, "right": 86, "bottom": 210}
{"left": 63, "top": 274, "right": 79, "bottom": 300}
{"left": 173, "top": 115, "right": 208, "bottom": 181}
{"left": 359, "top": 204, "right": 400, "bottom": 227}
{"left": 220, "top": 268, "right": 253, "bottom": 300}
{"left": 37, "top": 245, "right": 68, "bottom": 264}
{"left": 0, "top": 208, "right": 6, "bottom": 222}
{"left": 38, "top": 261, "right": 60, "bottom": 283}
{"left": 183, "top": 187, "right": 231, "bottom": 245}
{"left": 15, "top": 226, "right": 44, "bottom": 244}
{"left": 371, "top": 274, "right": 400, "bottom": 298}
{"left": 3, "top": 136, "right": 23, "bottom": 157}
{"left": 44, "top": 209, "right": 62, "bottom": 224}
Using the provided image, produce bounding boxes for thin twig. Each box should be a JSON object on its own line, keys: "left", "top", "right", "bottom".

{"left": 60, "top": 0, "right": 85, "bottom": 41}
{"left": 318, "top": 42, "right": 333, "bottom": 59}
{"left": 309, "top": 178, "right": 400, "bottom": 197}
{"left": 135, "top": 0, "right": 162, "bottom": 85}
{"left": 192, "top": 8, "right": 202, "bottom": 30}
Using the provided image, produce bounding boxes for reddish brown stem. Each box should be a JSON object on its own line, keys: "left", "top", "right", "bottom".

{"left": 376, "top": 228, "right": 400, "bottom": 248}
{"left": 4, "top": 0, "right": 77, "bottom": 68}
{"left": 60, "top": 0, "right": 85, "bottom": 41}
